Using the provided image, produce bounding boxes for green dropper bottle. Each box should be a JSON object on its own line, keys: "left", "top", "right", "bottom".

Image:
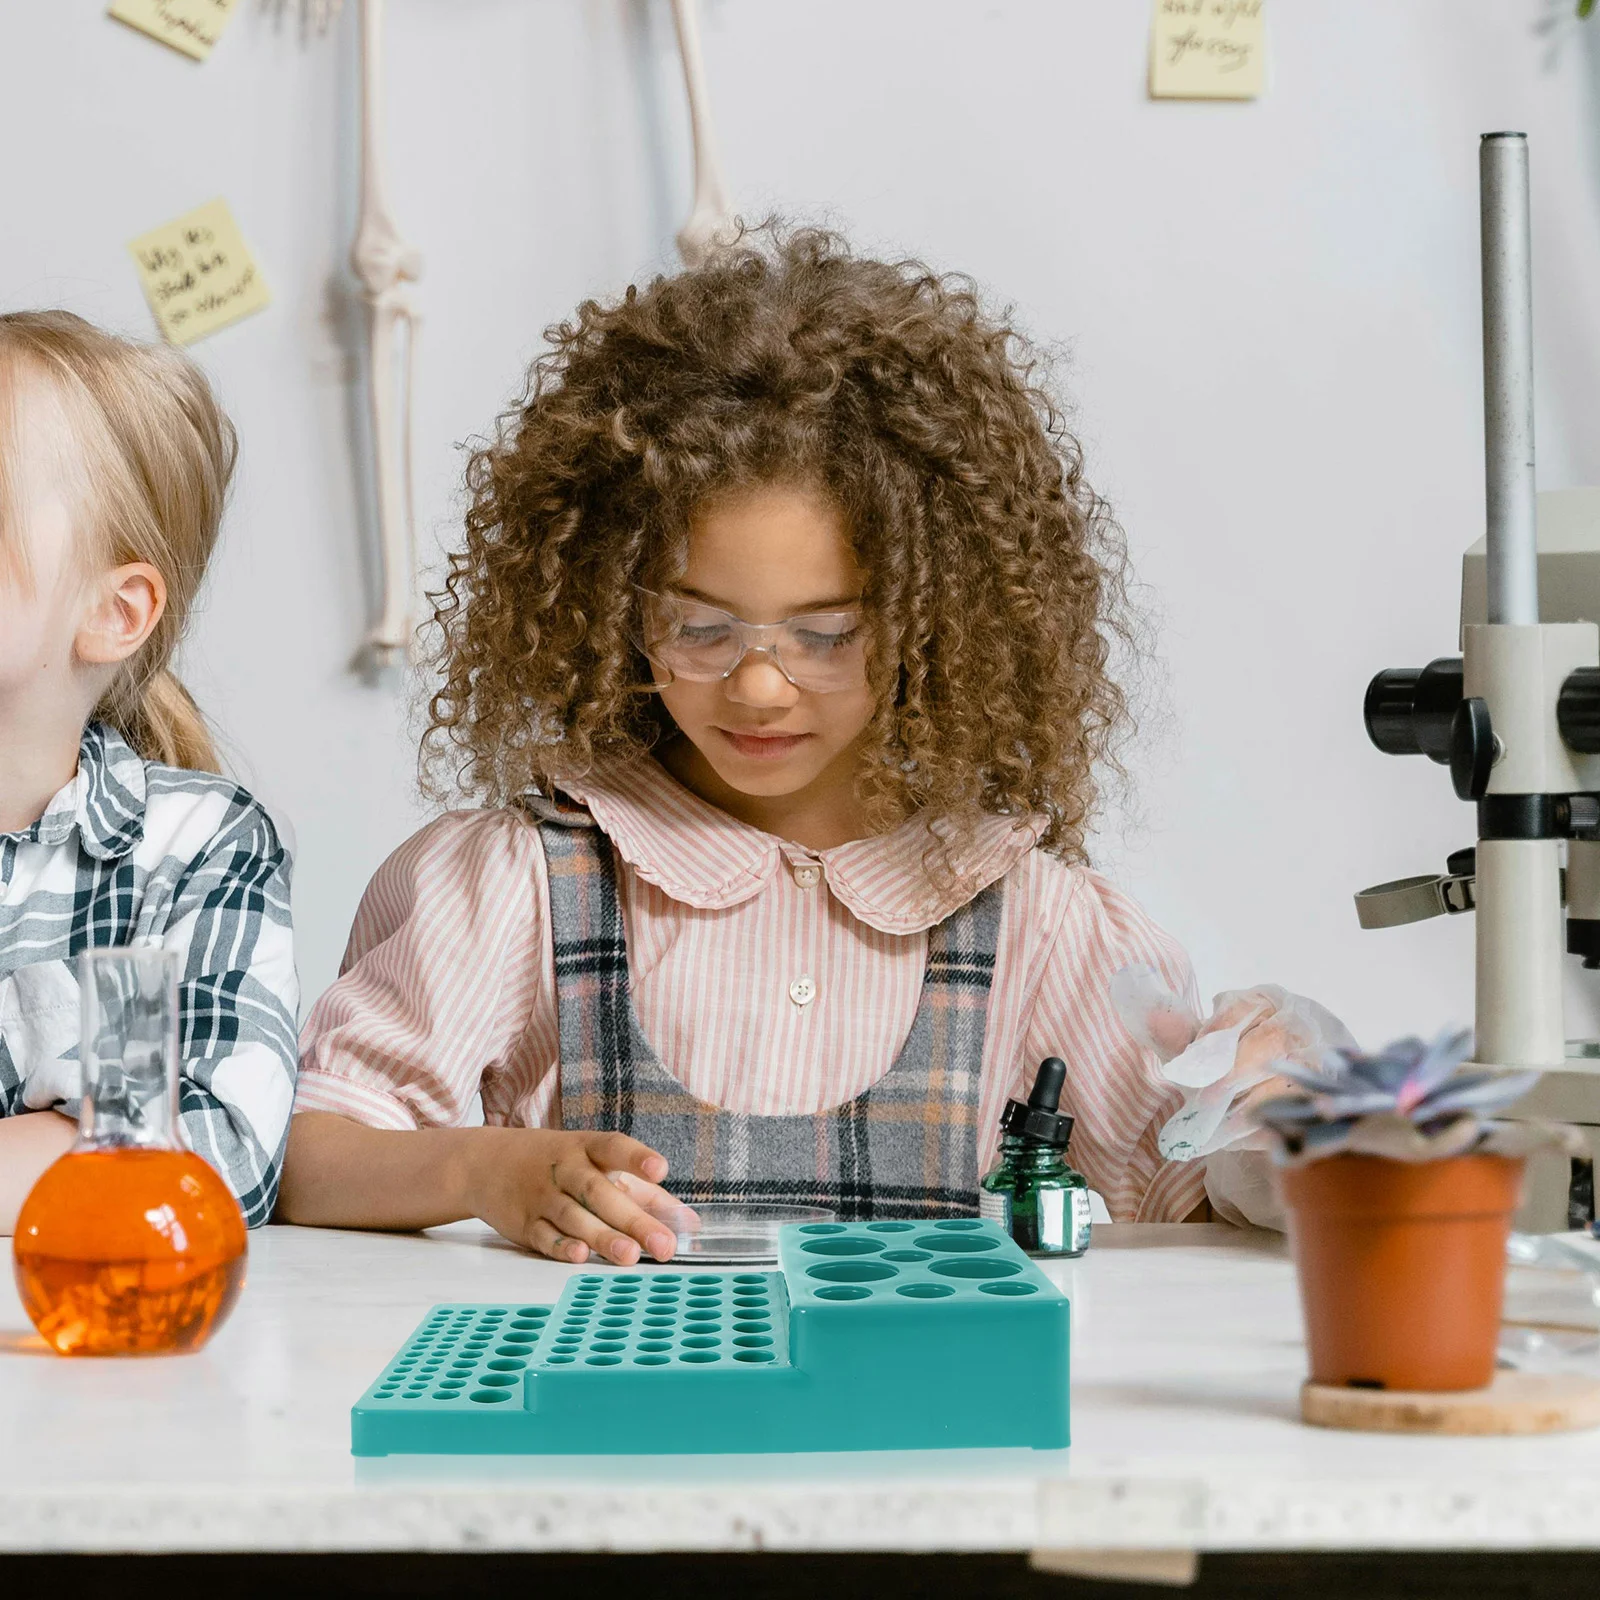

{"left": 978, "top": 1057, "right": 1091, "bottom": 1257}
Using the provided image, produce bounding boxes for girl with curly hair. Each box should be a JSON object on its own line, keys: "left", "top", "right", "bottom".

{"left": 281, "top": 228, "right": 1211, "bottom": 1260}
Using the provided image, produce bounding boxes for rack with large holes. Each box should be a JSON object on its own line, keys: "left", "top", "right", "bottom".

{"left": 351, "top": 1218, "right": 1070, "bottom": 1455}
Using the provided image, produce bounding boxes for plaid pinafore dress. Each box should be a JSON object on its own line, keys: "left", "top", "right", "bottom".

{"left": 532, "top": 800, "right": 1001, "bottom": 1219}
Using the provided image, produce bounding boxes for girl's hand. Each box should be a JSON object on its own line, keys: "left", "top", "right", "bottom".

{"left": 466, "top": 1127, "right": 679, "bottom": 1265}
{"left": 1110, "top": 967, "right": 1357, "bottom": 1160}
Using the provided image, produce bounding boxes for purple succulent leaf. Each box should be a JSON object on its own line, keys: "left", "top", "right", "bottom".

{"left": 1395, "top": 1028, "right": 1475, "bottom": 1114}
{"left": 1416, "top": 1068, "right": 1539, "bottom": 1119}
{"left": 1347, "top": 1037, "right": 1431, "bottom": 1097}
{"left": 1310, "top": 1089, "right": 1410, "bottom": 1119}
{"left": 1269, "top": 1031, "right": 1477, "bottom": 1114}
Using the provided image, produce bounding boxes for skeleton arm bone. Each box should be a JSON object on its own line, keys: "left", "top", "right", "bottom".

{"left": 671, "top": 0, "right": 736, "bottom": 265}
{"left": 351, "top": 0, "right": 422, "bottom": 666}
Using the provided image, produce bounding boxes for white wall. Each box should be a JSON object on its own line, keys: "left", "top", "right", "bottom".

{"left": 4, "top": 1, "right": 1600, "bottom": 1048}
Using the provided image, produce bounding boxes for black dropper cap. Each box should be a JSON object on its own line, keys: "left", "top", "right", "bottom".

{"left": 999, "top": 1057, "right": 1074, "bottom": 1150}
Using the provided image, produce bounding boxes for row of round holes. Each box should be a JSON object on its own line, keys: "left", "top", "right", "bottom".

{"left": 547, "top": 1313, "right": 774, "bottom": 1353}
{"left": 563, "top": 1278, "right": 769, "bottom": 1306}
{"left": 375, "top": 1308, "right": 550, "bottom": 1401}
{"left": 563, "top": 1280, "right": 768, "bottom": 1305}
{"left": 557, "top": 1348, "right": 775, "bottom": 1366}
{"left": 794, "top": 1220, "right": 1029, "bottom": 1302}
{"left": 550, "top": 1273, "right": 773, "bottom": 1368}
{"left": 796, "top": 1220, "right": 985, "bottom": 1235}
{"left": 556, "top": 1316, "right": 772, "bottom": 1337}
{"left": 560, "top": 1300, "right": 769, "bottom": 1323}
{"left": 812, "top": 1280, "right": 1039, "bottom": 1302}
{"left": 557, "top": 1283, "right": 769, "bottom": 1334}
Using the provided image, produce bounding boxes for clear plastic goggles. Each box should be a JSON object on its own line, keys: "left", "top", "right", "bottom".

{"left": 634, "top": 587, "right": 869, "bottom": 693}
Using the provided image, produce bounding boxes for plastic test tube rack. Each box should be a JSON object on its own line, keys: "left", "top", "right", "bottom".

{"left": 351, "top": 1217, "right": 1070, "bottom": 1455}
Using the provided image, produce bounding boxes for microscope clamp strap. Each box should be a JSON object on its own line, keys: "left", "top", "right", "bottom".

{"left": 1354, "top": 873, "right": 1477, "bottom": 930}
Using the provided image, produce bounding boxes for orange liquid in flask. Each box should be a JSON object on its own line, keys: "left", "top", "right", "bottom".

{"left": 15, "top": 1147, "right": 247, "bottom": 1356}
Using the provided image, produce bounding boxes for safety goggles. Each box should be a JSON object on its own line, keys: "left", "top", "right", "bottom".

{"left": 633, "top": 586, "right": 869, "bottom": 693}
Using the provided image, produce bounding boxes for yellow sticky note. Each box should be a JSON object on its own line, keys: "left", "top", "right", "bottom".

{"left": 109, "top": 0, "right": 240, "bottom": 63}
{"left": 128, "top": 199, "right": 271, "bottom": 345}
{"left": 1149, "top": 0, "right": 1266, "bottom": 100}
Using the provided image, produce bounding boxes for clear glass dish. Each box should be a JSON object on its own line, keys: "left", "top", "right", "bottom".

{"left": 659, "top": 1202, "right": 837, "bottom": 1264}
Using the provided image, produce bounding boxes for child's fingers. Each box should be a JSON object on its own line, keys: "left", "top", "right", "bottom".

{"left": 526, "top": 1219, "right": 590, "bottom": 1264}
{"left": 545, "top": 1190, "right": 645, "bottom": 1266}
{"left": 552, "top": 1154, "right": 677, "bottom": 1262}
{"left": 585, "top": 1130, "right": 668, "bottom": 1185}
{"left": 607, "top": 1169, "right": 690, "bottom": 1225}
{"left": 1234, "top": 1021, "right": 1298, "bottom": 1074}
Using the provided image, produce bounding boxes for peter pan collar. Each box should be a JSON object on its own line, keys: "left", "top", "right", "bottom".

{"left": 544, "top": 757, "right": 1042, "bottom": 936}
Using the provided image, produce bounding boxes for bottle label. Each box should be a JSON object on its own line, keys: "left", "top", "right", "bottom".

{"left": 1036, "top": 1187, "right": 1092, "bottom": 1256}
{"left": 1070, "top": 1187, "right": 1093, "bottom": 1253}
{"left": 978, "top": 1188, "right": 1011, "bottom": 1231}
{"left": 1039, "top": 1187, "right": 1066, "bottom": 1251}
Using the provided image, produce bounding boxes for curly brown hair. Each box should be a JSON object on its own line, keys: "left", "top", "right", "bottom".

{"left": 425, "top": 225, "right": 1138, "bottom": 862}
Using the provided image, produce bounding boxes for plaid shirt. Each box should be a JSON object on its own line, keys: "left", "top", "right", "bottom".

{"left": 0, "top": 722, "right": 298, "bottom": 1226}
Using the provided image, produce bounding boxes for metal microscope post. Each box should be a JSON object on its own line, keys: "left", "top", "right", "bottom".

{"left": 1479, "top": 133, "right": 1539, "bottom": 628}
{"left": 1469, "top": 133, "right": 1567, "bottom": 1070}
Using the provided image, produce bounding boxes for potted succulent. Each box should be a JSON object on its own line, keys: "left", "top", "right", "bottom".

{"left": 1255, "top": 1030, "right": 1577, "bottom": 1392}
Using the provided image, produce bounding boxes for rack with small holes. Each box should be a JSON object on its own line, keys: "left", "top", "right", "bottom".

{"left": 351, "top": 1218, "right": 1070, "bottom": 1455}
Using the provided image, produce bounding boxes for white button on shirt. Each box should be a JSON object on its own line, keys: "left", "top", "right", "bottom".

{"left": 789, "top": 975, "right": 817, "bottom": 1007}
{"left": 792, "top": 862, "right": 821, "bottom": 888}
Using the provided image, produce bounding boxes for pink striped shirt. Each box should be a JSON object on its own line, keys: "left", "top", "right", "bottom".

{"left": 296, "top": 759, "right": 1205, "bottom": 1222}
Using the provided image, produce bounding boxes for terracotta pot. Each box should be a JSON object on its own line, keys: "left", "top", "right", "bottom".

{"left": 1280, "top": 1152, "right": 1524, "bottom": 1392}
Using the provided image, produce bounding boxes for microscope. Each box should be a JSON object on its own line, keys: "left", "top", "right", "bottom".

{"left": 1358, "top": 133, "right": 1600, "bottom": 1233}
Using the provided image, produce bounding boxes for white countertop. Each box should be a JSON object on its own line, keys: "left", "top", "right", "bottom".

{"left": 6, "top": 1219, "right": 1600, "bottom": 1554}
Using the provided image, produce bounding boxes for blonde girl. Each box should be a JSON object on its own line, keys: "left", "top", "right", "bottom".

{"left": 0, "top": 310, "right": 297, "bottom": 1231}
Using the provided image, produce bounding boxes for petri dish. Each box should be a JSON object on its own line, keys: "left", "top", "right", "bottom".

{"left": 662, "top": 1203, "right": 837, "bottom": 1264}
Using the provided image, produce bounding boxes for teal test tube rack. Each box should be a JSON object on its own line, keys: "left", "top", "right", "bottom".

{"left": 351, "top": 1217, "right": 1070, "bottom": 1455}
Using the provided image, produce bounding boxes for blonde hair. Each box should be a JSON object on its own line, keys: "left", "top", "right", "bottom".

{"left": 0, "top": 310, "right": 236, "bottom": 772}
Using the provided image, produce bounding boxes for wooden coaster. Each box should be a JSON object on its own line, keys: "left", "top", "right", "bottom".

{"left": 1302, "top": 1370, "right": 1600, "bottom": 1435}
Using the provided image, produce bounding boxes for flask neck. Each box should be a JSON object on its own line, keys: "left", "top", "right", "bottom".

{"left": 82, "top": 1080, "right": 182, "bottom": 1151}
{"left": 77, "top": 949, "right": 183, "bottom": 1152}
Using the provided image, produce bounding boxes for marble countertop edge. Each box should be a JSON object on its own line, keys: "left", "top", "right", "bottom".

{"left": 7, "top": 1474, "right": 1600, "bottom": 1555}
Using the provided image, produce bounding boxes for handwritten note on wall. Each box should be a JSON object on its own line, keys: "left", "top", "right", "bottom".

{"left": 1149, "top": 0, "right": 1265, "bottom": 100}
{"left": 128, "top": 199, "right": 271, "bottom": 345}
{"left": 108, "top": 0, "right": 239, "bottom": 63}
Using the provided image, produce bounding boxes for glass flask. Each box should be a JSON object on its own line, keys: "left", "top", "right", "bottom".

{"left": 13, "top": 948, "right": 247, "bottom": 1355}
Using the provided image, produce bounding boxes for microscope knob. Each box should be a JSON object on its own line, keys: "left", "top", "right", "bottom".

{"left": 1364, "top": 658, "right": 1462, "bottom": 761}
{"left": 1450, "top": 696, "right": 1495, "bottom": 802}
{"left": 1558, "top": 667, "right": 1600, "bottom": 755}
